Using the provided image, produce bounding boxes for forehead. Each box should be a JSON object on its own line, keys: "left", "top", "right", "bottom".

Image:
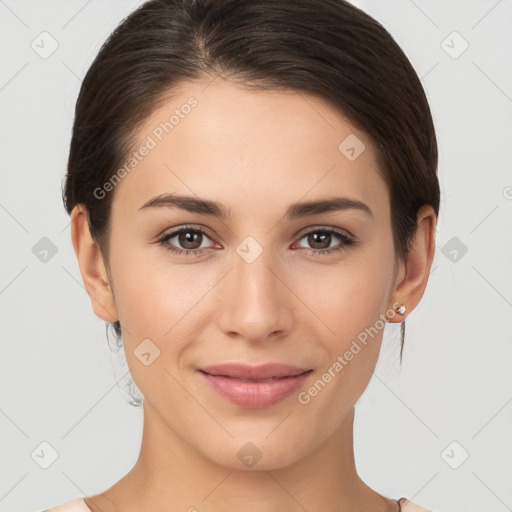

{"left": 112, "top": 78, "right": 389, "bottom": 221}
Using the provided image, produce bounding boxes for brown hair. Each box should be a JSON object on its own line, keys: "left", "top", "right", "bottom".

{"left": 63, "top": 0, "right": 440, "bottom": 375}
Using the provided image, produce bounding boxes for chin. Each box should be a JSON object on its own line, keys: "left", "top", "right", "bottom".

{"left": 198, "top": 435, "right": 306, "bottom": 472}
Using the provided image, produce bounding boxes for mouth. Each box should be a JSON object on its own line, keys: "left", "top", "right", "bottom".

{"left": 197, "top": 364, "right": 313, "bottom": 408}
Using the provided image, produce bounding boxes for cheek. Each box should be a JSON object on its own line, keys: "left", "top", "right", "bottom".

{"left": 107, "top": 256, "right": 202, "bottom": 398}
{"left": 109, "top": 247, "right": 219, "bottom": 355}
{"left": 293, "top": 254, "right": 392, "bottom": 342}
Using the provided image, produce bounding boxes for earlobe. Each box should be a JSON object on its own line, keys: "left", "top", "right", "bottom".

{"left": 70, "top": 205, "right": 119, "bottom": 323}
{"left": 387, "top": 205, "right": 437, "bottom": 323}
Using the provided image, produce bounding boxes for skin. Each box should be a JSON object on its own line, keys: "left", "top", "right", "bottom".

{"left": 70, "top": 78, "right": 436, "bottom": 512}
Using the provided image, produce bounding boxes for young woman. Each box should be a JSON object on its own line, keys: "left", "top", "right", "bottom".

{"left": 44, "top": 0, "right": 441, "bottom": 510}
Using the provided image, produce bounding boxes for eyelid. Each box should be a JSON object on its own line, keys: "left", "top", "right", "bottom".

{"left": 293, "top": 224, "right": 354, "bottom": 241}
{"left": 157, "top": 223, "right": 216, "bottom": 240}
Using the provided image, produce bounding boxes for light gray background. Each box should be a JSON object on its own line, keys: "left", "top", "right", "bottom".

{"left": 1, "top": 1, "right": 511, "bottom": 511}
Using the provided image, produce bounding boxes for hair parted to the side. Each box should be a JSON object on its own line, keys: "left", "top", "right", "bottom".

{"left": 62, "top": 0, "right": 440, "bottom": 405}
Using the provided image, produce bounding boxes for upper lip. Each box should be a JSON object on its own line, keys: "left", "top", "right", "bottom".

{"left": 199, "top": 363, "right": 311, "bottom": 380}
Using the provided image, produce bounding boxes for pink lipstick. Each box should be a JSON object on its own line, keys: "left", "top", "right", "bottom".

{"left": 198, "top": 363, "right": 313, "bottom": 409}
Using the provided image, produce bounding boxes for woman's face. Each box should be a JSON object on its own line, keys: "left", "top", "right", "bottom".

{"left": 100, "top": 78, "right": 407, "bottom": 469}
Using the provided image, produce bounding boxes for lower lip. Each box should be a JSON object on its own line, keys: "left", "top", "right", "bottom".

{"left": 198, "top": 370, "right": 313, "bottom": 409}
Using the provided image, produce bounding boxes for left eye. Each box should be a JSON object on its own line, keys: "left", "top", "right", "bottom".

{"left": 294, "top": 229, "right": 354, "bottom": 255}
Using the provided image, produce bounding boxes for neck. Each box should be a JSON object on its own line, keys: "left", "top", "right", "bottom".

{"left": 90, "top": 404, "right": 397, "bottom": 512}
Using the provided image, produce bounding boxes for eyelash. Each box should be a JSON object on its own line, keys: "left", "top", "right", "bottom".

{"left": 156, "top": 225, "right": 356, "bottom": 257}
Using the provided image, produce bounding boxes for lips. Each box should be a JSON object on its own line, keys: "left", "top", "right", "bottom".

{"left": 199, "top": 363, "right": 311, "bottom": 380}
{"left": 198, "top": 363, "right": 313, "bottom": 408}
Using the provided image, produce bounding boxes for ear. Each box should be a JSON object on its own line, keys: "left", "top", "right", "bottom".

{"left": 70, "top": 205, "right": 119, "bottom": 323}
{"left": 387, "top": 205, "right": 437, "bottom": 322}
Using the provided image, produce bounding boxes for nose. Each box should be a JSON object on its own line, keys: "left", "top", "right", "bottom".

{"left": 215, "top": 245, "right": 294, "bottom": 343}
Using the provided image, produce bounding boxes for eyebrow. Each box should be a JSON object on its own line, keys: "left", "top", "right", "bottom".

{"left": 138, "top": 193, "right": 373, "bottom": 219}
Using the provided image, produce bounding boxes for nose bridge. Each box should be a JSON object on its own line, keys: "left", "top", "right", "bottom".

{"left": 216, "top": 237, "right": 292, "bottom": 340}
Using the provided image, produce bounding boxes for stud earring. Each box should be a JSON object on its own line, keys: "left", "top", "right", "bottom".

{"left": 395, "top": 304, "right": 406, "bottom": 315}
